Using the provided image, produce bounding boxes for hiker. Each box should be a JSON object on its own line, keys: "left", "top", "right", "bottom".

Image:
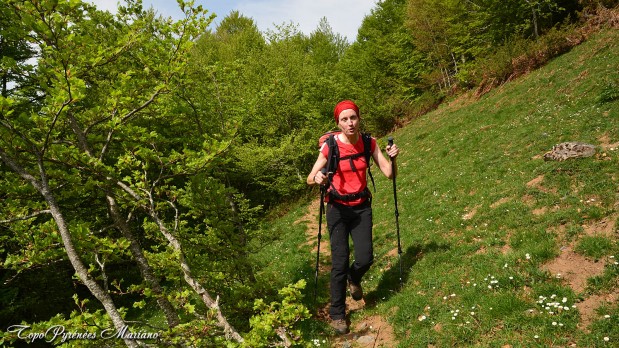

{"left": 307, "top": 100, "right": 399, "bottom": 334}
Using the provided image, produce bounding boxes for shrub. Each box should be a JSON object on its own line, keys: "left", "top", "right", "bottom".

{"left": 597, "top": 79, "right": 619, "bottom": 103}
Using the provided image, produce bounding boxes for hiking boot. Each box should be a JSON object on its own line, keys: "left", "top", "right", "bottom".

{"left": 349, "top": 280, "right": 363, "bottom": 301}
{"left": 330, "top": 319, "right": 349, "bottom": 334}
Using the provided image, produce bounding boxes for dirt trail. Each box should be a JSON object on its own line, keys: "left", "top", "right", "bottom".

{"left": 296, "top": 198, "right": 397, "bottom": 347}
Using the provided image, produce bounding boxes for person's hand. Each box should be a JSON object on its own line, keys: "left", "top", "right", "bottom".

{"left": 314, "top": 170, "right": 326, "bottom": 185}
{"left": 386, "top": 143, "right": 399, "bottom": 159}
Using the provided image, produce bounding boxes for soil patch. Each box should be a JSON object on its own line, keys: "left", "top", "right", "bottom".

{"left": 299, "top": 198, "right": 331, "bottom": 259}
{"left": 462, "top": 205, "right": 480, "bottom": 220}
{"left": 542, "top": 246, "right": 606, "bottom": 294}
{"left": 582, "top": 214, "right": 619, "bottom": 238}
{"left": 490, "top": 197, "right": 510, "bottom": 209}
{"left": 575, "top": 290, "right": 619, "bottom": 331}
{"left": 598, "top": 133, "right": 619, "bottom": 151}
{"left": 526, "top": 175, "right": 557, "bottom": 194}
{"left": 537, "top": 168, "right": 618, "bottom": 332}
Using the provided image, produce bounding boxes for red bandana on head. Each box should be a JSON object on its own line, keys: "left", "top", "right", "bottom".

{"left": 333, "top": 100, "right": 359, "bottom": 123}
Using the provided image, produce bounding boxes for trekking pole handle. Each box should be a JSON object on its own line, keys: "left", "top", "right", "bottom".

{"left": 387, "top": 137, "right": 394, "bottom": 157}
{"left": 319, "top": 168, "right": 328, "bottom": 191}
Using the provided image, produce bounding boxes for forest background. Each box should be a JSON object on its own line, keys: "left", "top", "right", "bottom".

{"left": 0, "top": 0, "right": 617, "bottom": 346}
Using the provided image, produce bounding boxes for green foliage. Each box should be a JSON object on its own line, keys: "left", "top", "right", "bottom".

{"left": 340, "top": 0, "right": 424, "bottom": 134}
{"left": 159, "top": 319, "right": 228, "bottom": 347}
{"left": 189, "top": 13, "right": 345, "bottom": 207}
{"left": 1, "top": 0, "right": 259, "bottom": 345}
{"left": 405, "top": 0, "right": 581, "bottom": 94}
{"left": 597, "top": 79, "right": 619, "bottom": 104}
{"left": 243, "top": 280, "right": 311, "bottom": 347}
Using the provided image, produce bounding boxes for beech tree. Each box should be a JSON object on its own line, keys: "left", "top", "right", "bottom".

{"left": 336, "top": 0, "right": 426, "bottom": 134}
{"left": 0, "top": 0, "right": 246, "bottom": 345}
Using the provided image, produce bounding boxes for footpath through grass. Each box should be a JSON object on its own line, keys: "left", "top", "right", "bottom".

{"left": 255, "top": 28, "right": 619, "bottom": 347}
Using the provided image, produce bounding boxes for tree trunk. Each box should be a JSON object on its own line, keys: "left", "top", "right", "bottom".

{"left": 150, "top": 206, "right": 244, "bottom": 343}
{"left": 0, "top": 151, "right": 138, "bottom": 348}
{"left": 106, "top": 194, "right": 180, "bottom": 328}
{"left": 114, "top": 179, "right": 244, "bottom": 343}
{"left": 45, "top": 198, "right": 138, "bottom": 348}
{"left": 67, "top": 112, "right": 180, "bottom": 328}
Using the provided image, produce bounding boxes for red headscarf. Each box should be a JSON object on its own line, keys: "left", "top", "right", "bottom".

{"left": 333, "top": 100, "right": 359, "bottom": 123}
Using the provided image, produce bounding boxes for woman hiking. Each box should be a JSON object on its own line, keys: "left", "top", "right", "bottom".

{"left": 307, "top": 100, "right": 400, "bottom": 334}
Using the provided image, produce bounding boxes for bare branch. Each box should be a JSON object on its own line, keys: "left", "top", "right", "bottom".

{"left": 143, "top": 189, "right": 244, "bottom": 343}
{"left": 275, "top": 327, "right": 292, "bottom": 347}
{"left": 41, "top": 99, "right": 71, "bottom": 156}
{"left": 120, "top": 88, "right": 167, "bottom": 124}
{"left": 94, "top": 253, "right": 109, "bottom": 292}
{"left": 66, "top": 111, "right": 93, "bottom": 156}
{"left": 0, "top": 209, "right": 51, "bottom": 224}
{"left": 98, "top": 109, "right": 118, "bottom": 161}
{"left": 166, "top": 200, "right": 180, "bottom": 233}
{"left": 112, "top": 178, "right": 144, "bottom": 202}
{"left": 0, "top": 147, "right": 43, "bottom": 191}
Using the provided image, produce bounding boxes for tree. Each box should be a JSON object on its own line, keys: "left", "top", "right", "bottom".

{"left": 405, "top": 0, "right": 579, "bottom": 92}
{"left": 189, "top": 13, "right": 347, "bottom": 208}
{"left": 0, "top": 0, "right": 244, "bottom": 345}
{"left": 0, "top": 3, "right": 36, "bottom": 98}
{"left": 338, "top": 0, "right": 426, "bottom": 134}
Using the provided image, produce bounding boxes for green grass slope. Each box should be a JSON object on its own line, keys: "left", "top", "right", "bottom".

{"left": 256, "top": 28, "right": 619, "bottom": 347}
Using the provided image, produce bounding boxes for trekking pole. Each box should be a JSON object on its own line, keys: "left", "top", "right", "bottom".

{"left": 388, "top": 137, "right": 403, "bottom": 288}
{"left": 314, "top": 168, "right": 327, "bottom": 303}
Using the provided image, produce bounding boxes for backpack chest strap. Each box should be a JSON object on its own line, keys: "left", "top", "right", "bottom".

{"left": 339, "top": 153, "right": 364, "bottom": 172}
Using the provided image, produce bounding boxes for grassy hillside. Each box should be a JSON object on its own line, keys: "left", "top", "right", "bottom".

{"left": 255, "top": 28, "right": 619, "bottom": 347}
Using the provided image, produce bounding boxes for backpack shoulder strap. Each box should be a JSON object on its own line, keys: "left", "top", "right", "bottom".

{"left": 362, "top": 133, "right": 376, "bottom": 192}
{"left": 325, "top": 133, "right": 339, "bottom": 176}
{"left": 361, "top": 133, "right": 372, "bottom": 162}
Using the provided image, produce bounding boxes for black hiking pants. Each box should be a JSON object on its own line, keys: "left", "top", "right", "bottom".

{"left": 326, "top": 199, "right": 373, "bottom": 320}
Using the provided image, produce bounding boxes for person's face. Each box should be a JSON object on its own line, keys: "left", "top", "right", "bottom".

{"left": 337, "top": 109, "right": 359, "bottom": 136}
